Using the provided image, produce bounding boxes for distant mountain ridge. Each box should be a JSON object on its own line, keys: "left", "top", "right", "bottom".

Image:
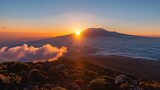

{"left": 2, "top": 28, "right": 137, "bottom": 47}
{"left": 26, "top": 28, "right": 132, "bottom": 46}
{"left": 81, "top": 28, "right": 130, "bottom": 37}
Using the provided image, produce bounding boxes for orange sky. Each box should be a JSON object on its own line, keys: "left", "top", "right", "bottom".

{"left": 1, "top": 0, "right": 160, "bottom": 39}
{"left": 0, "top": 25, "right": 160, "bottom": 41}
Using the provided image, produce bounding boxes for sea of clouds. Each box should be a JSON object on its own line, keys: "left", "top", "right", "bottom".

{"left": 0, "top": 44, "right": 67, "bottom": 62}
{"left": 89, "top": 37, "right": 160, "bottom": 60}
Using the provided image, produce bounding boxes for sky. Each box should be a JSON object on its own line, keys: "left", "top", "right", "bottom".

{"left": 0, "top": 0, "right": 160, "bottom": 38}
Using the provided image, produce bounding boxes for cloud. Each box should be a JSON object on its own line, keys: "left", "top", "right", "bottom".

{"left": 0, "top": 44, "right": 67, "bottom": 62}
{"left": 1, "top": 26, "right": 7, "bottom": 29}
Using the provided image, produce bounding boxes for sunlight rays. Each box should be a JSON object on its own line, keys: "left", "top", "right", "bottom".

{"left": 67, "top": 30, "right": 90, "bottom": 48}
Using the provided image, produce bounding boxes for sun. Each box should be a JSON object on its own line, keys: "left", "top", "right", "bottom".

{"left": 75, "top": 30, "right": 81, "bottom": 36}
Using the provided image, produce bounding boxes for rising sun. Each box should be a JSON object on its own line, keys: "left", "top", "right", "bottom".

{"left": 75, "top": 31, "right": 81, "bottom": 36}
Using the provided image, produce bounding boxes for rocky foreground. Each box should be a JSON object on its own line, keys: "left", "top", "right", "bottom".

{"left": 0, "top": 57, "right": 160, "bottom": 90}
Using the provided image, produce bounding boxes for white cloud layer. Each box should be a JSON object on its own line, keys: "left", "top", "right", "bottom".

{"left": 0, "top": 44, "right": 67, "bottom": 62}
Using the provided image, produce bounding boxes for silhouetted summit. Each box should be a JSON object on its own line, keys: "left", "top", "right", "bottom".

{"left": 82, "top": 28, "right": 128, "bottom": 37}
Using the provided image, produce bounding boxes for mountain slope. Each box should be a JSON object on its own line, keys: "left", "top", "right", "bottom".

{"left": 25, "top": 28, "right": 133, "bottom": 46}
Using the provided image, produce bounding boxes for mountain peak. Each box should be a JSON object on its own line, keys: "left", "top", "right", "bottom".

{"left": 83, "top": 28, "right": 108, "bottom": 33}
{"left": 85, "top": 28, "right": 107, "bottom": 31}
{"left": 82, "top": 28, "right": 125, "bottom": 37}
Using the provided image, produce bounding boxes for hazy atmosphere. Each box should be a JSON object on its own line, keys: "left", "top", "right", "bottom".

{"left": 1, "top": 0, "right": 160, "bottom": 39}
{"left": 0, "top": 0, "right": 160, "bottom": 90}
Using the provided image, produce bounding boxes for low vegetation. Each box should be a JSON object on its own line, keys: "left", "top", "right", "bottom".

{"left": 0, "top": 57, "right": 160, "bottom": 90}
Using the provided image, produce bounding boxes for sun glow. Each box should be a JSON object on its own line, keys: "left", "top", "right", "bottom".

{"left": 71, "top": 28, "right": 88, "bottom": 47}
{"left": 75, "top": 28, "right": 81, "bottom": 36}
{"left": 75, "top": 31, "right": 81, "bottom": 36}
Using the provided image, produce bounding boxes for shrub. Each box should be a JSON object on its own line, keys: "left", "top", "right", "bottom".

{"left": 149, "top": 83, "right": 160, "bottom": 90}
{"left": 34, "top": 64, "right": 42, "bottom": 70}
{"left": 115, "top": 74, "right": 127, "bottom": 85}
{"left": 83, "top": 70, "right": 97, "bottom": 81}
{"left": 10, "top": 76, "right": 22, "bottom": 84}
{"left": 8, "top": 62, "right": 30, "bottom": 73}
{"left": 99, "top": 76, "right": 115, "bottom": 84}
{"left": 120, "top": 83, "right": 129, "bottom": 90}
{"left": 51, "top": 86, "right": 67, "bottom": 90}
{"left": 43, "top": 84, "right": 52, "bottom": 89}
{"left": 65, "top": 83, "right": 81, "bottom": 90}
{"left": 28, "top": 69, "right": 48, "bottom": 83}
{"left": 0, "top": 74, "right": 10, "bottom": 84}
{"left": 139, "top": 81, "right": 160, "bottom": 90}
{"left": 74, "top": 79, "right": 84, "bottom": 86}
{"left": 23, "top": 82, "right": 40, "bottom": 90}
{"left": 89, "top": 77, "right": 116, "bottom": 90}
{"left": 29, "top": 69, "right": 41, "bottom": 77}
